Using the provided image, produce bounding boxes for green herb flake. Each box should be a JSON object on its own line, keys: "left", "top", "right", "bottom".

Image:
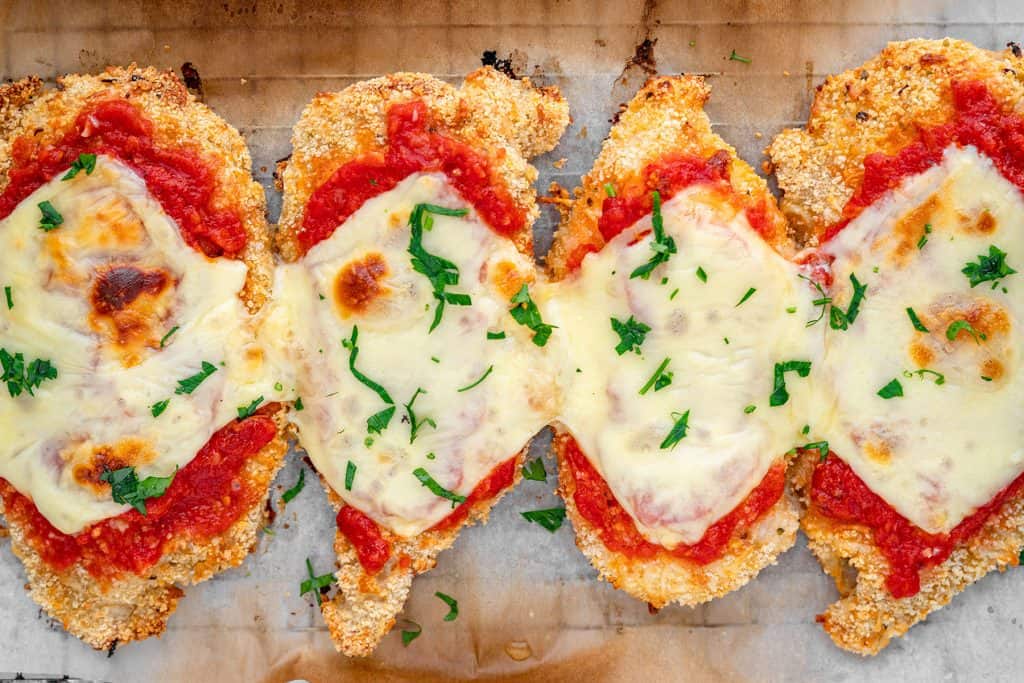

{"left": 603, "top": 183, "right": 617, "bottom": 198}
{"left": 786, "top": 306, "right": 797, "bottom": 314}
{"left": 769, "top": 360, "right": 811, "bottom": 407}
{"left": 946, "top": 319, "right": 986, "bottom": 344}
{"left": 906, "top": 307, "right": 929, "bottom": 332}
{"left": 159, "top": 325, "right": 179, "bottom": 348}
{"left": 729, "top": 49, "right": 752, "bottom": 64}
{"left": 669, "top": 288, "right": 680, "bottom": 300}
{"left": 366, "top": 405, "right": 396, "bottom": 435}
{"left": 696, "top": 266, "right": 707, "bottom": 283}
{"left": 962, "top": 245, "right": 1016, "bottom": 289}
{"left": 802, "top": 441, "right": 830, "bottom": 462}
{"left": 744, "top": 404, "right": 756, "bottom": 414}
{"left": 37, "top": 201, "right": 63, "bottom": 232}
{"left": 630, "top": 191, "right": 677, "bottom": 280}
{"left": 100, "top": 465, "right": 176, "bottom": 515}
{"left": 521, "top": 457, "right": 547, "bottom": 482}
{"left": 798, "top": 274, "right": 832, "bottom": 327}
{"left": 282, "top": 468, "right": 306, "bottom": 503}
{"left": 982, "top": 376, "right": 993, "bottom": 382}
{"left": 62, "top": 153, "right": 97, "bottom": 180}
{"left": 877, "top": 378, "right": 904, "bottom": 399}
{"left": 735, "top": 287, "right": 757, "bottom": 307}
{"left": 916, "top": 223, "right": 932, "bottom": 250}
{"left": 509, "top": 284, "right": 556, "bottom": 347}
{"left": 401, "top": 622, "right": 422, "bottom": 646}
{"left": 345, "top": 461, "right": 356, "bottom": 491}
{"left": 520, "top": 507, "right": 567, "bottom": 532}
{"left": 610, "top": 315, "right": 651, "bottom": 355}
{"left": 299, "top": 558, "right": 334, "bottom": 606}
{"left": 4, "top": 286, "right": 12, "bottom": 310}
{"left": 150, "top": 399, "right": 170, "bottom": 418}
{"left": 487, "top": 331, "right": 506, "bottom": 340}
{"left": 1, "top": 349, "right": 58, "bottom": 397}
{"left": 404, "top": 388, "right": 436, "bottom": 444}
{"left": 174, "top": 360, "right": 217, "bottom": 395}
{"left": 408, "top": 204, "right": 472, "bottom": 332}
{"left": 413, "top": 467, "right": 466, "bottom": 506}
{"left": 457, "top": 365, "right": 494, "bottom": 393}
{"left": 435, "top": 591, "right": 459, "bottom": 621}
{"left": 639, "top": 357, "right": 673, "bottom": 395}
{"left": 829, "top": 272, "right": 867, "bottom": 330}
{"left": 660, "top": 410, "right": 691, "bottom": 450}
{"left": 294, "top": 396, "right": 304, "bottom": 411}
{"left": 903, "top": 368, "right": 945, "bottom": 386}
{"left": 236, "top": 396, "right": 265, "bottom": 420}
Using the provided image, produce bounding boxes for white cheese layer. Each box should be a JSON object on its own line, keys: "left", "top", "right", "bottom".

{"left": 272, "top": 173, "right": 559, "bottom": 538}
{"left": 816, "top": 145, "right": 1024, "bottom": 534}
{"left": 543, "top": 187, "right": 813, "bottom": 547}
{"left": 0, "top": 156, "right": 287, "bottom": 534}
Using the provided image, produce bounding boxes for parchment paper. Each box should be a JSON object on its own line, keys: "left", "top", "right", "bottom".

{"left": 1, "top": 1, "right": 1023, "bottom": 681}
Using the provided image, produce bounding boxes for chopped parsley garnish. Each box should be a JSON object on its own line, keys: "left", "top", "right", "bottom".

{"left": 0, "top": 349, "right": 57, "bottom": 397}
{"left": 236, "top": 396, "right": 264, "bottom": 420}
{"left": 412, "top": 467, "right": 466, "bottom": 506}
{"left": 729, "top": 49, "right": 752, "bottom": 64}
{"left": 669, "top": 288, "right": 680, "bottom": 300}
{"left": 906, "top": 307, "right": 929, "bottom": 332}
{"left": 100, "top": 465, "right": 176, "bottom": 515}
{"left": 431, "top": 356, "right": 440, "bottom": 363}
{"left": 603, "top": 183, "right": 617, "bottom": 197}
{"left": 521, "top": 507, "right": 566, "bottom": 532}
{"left": 160, "top": 325, "right": 179, "bottom": 347}
{"left": 282, "top": 468, "right": 306, "bottom": 503}
{"left": 487, "top": 330, "right": 506, "bottom": 340}
{"left": 401, "top": 622, "right": 422, "bottom": 646}
{"left": 786, "top": 306, "right": 797, "bottom": 314}
{"left": 174, "top": 360, "right": 217, "bottom": 395}
{"left": 294, "top": 396, "right": 304, "bottom": 411}
{"left": 457, "top": 365, "right": 494, "bottom": 392}
{"left": 660, "top": 410, "right": 691, "bottom": 450}
{"left": 903, "top": 368, "right": 945, "bottom": 386}
{"left": 403, "top": 388, "right": 436, "bottom": 443}
{"left": 802, "top": 441, "right": 830, "bottom": 461}
{"left": 3, "top": 286, "right": 11, "bottom": 310}
{"left": 744, "top": 404, "right": 756, "bottom": 414}
{"left": 345, "top": 461, "right": 356, "bottom": 491}
{"left": 521, "top": 457, "right": 547, "bottom": 482}
{"left": 946, "top": 319, "right": 986, "bottom": 344}
{"left": 877, "top": 378, "right": 904, "bottom": 399}
{"left": 366, "top": 406, "right": 396, "bottom": 435}
{"left": 610, "top": 315, "right": 651, "bottom": 355}
{"left": 696, "top": 266, "right": 707, "bottom": 283}
{"left": 37, "top": 201, "right": 63, "bottom": 232}
{"left": 630, "top": 191, "right": 676, "bottom": 280}
{"left": 798, "top": 274, "right": 831, "bottom": 327}
{"left": 829, "top": 272, "right": 867, "bottom": 330}
{"left": 150, "top": 399, "right": 170, "bottom": 417}
{"left": 300, "top": 558, "right": 334, "bottom": 606}
{"left": 982, "top": 375, "right": 993, "bottom": 382}
{"left": 342, "top": 326, "right": 396, "bottom": 434}
{"left": 62, "top": 153, "right": 97, "bottom": 180}
{"left": 408, "top": 203, "right": 472, "bottom": 332}
{"left": 916, "top": 223, "right": 932, "bottom": 250}
{"left": 735, "top": 287, "right": 757, "bottom": 307}
{"left": 769, "top": 360, "right": 811, "bottom": 407}
{"left": 639, "top": 357, "right": 673, "bottom": 395}
{"left": 802, "top": 424, "right": 810, "bottom": 435}
{"left": 509, "top": 284, "right": 556, "bottom": 347}
{"left": 274, "top": 381, "right": 284, "bottom": 392}
{"left": 962, "top": 245, "right": 1016, "bottom": 289}
{"left": 435, "top": 592, "right": 459, "bottom": 621}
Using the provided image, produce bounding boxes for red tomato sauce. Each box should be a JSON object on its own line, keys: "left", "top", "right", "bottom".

{"left": 298, "top": 100, "right": 525, "bottom": 253}
{"left": 825, "top": 79, "right": 1024, "bottom": 242}
{"left": 0, "top": 412, "right": 278, "bottom": 581}
{"left": 811, "top": 454, "right": 1024, "bottom": 598}
{"left": 0, "top": 99, "right": 246, "bottom": 258}
{"left": 562, "top": 435, "right": 785, "bottom": 565}
{"left": 335, "top": 456, "right": 517, "bottom": 575}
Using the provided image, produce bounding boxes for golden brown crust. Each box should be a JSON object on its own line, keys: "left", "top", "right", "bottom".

{"left": 319, "top": 448, "right": 527, "bottom": 657}
{"left": 0, "top": 66, "right": 283, "bottom": 650}
{"left": 276, "top": 67, "right": 569, "bottom": 262}
{"left": 767, "top": 38, "right": 1024, "bottom": 244}
{"left": 789, "top": 451, "right": 1024, "bottom": 656}
{"left": 552, "top": 429, "right": 798, "bottom": 609}
{"left": 547, "top": 75, "right": 791, "bottom": 280}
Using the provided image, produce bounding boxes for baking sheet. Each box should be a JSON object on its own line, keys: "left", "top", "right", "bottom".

{"left": 2, "top": 0, "right": 1024, "bottom": 680}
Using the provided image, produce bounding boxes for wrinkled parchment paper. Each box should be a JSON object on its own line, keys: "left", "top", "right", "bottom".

{"left": 2, "top": 1, "right": 1023, "bottom": 680}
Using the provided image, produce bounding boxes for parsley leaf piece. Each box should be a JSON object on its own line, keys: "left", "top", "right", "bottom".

{"left": 660, "top": 410, "right": 691, "bottom": 450}
{"left": 366, "top": 405, "right": 396, "bottom": 435}
{"left": 769, "top": 360, "right": 811, "bottom": 407}
{"left": 282, "top": 468, "right": 306, "bottom": 503}
{"left": 603, "top": 183, "right": 617, "bottom": 198}
{"left": 401, "top": 622, "right": 422, "bottom": 646}
{"left": 294, "top": 396, "right": 304, "bottom": 411}
{"left": 345, "top": 461, "right": 356, "bottom": 491}
{"left": 403, "top": 387, "right": 436, "bottom": 444}
{"left": 630, "top": 191, "right": 677, "bottom": 280}
{"left": 829, "top": 273, "right": 867, "bottom": 330}
{"left": 729, "top": 49, "right": 752, "bottom": 63}
{"left": 877, "top": 378, "right": 904, "bottom": 399}
{"left": 798, "top": 274, "right": 831, "bottom": 327}
{"left": 509, "top": 284, "right": 556, "bottom": 347}
{"left": 300, "top": 558, "right": 334, "bottom": 606}
{"left": 150, "top": 399, "right": 170, "bottom": 417}
{"left": 236, "top": 396, "right": 265, "bottom": 420}
{"left": 962, "top": 245, "right": 1016, "bottom": 288}
{"left": 37, "top": 201, "right": 63, "bottom": 232}
{"left": 100, "top": 465, "right": 176, "bottom": 515}
{"left": 669, "top": 288, "right": 680, "bottom": 300}
{"left": 408, "top": 203, "right": 472, "bottom": 332}
{"left": 946, "top": 319, "right": 986, "bottom": 344}
{"left": 903, "top": 368, "right": 945, "bottom": 386}
{"left": 487, "top": 330, "right": 506, "bottom": 340}
{"left": 916, "top": 223, "right": 932, "bottom": 250}
{"left": 639, "top": 357, "right": 672, "bottom": 395}
{"left": 744, "top": 404, "right": 756, "bottom": 414}
{"left": 0, "top": 349, "right": 58, "bottom": 397}
{"left": 906, "top": 307, "right": 929, "bottom": 332}
{"left": 521, "top": 457, "right": 547, "bottom": 482}
{"left": 802, "top": 440, "right": 830, "bottom": 461}
{"left": 159, "top": 325, "right": 179, "bottom": 348}
{"left": 4, "top": 286, "right": 11, "bottom": 310}
{"left": 435, "top": 591, "right": 459, "bottom": 621}
{"left": 457, "top": 365, "right": 494, "bottom": 392}
{"left": 174, "top": 360, "right": 217, "bottom": 395}
{"left": 413, "top": 467, "right": 466, "bottom": 506}
{"left": 610, "top": 315, "right": 651, "bottom": 355}
{"left": 735, "top": 287, "right": 757, "bottom": 307}
{"left": 521, "top": 507, "right": 567, "bottom": 532}
{"left": 696, "top": 266, "right": 707, "bottom": 283}
{"left": 61, "top": 153, "right": 97, "bottom": 180}
{"left": 342, "top": 326, "right": 394, "bottom": 406}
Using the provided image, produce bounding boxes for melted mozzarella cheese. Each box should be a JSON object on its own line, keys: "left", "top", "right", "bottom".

{"left": 0, "top": 157, "right": 288, "bottom": 534}
{"left": 542, "top": 187, "right": 813, "bottom": 547}
{"left": 270, "top": 173, "right": 559, "bottom": 538}
{"left": 816, "top": 145, "right": 1024, "bottom": 534}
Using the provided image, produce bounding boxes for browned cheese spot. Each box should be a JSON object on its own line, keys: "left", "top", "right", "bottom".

{"left": 70, "top": 437, "right": 158, "bottom": 496}
{"left": 334, "top": 252, "right": 389, "bottom": 317}
{"left": 89, "top": 264, "right": 175, "bottom": 367}
{"left": 886, "top": 193, "right": 940, "bottom": 266}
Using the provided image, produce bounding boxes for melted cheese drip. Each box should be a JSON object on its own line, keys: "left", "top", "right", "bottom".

{"left": 0, "top": 157, "right": 287, "bottom": 534}
{"left": 542, "top": 188, "right": 813, "bottom": 547}
{"left": 270, "top": 173, "right": 559, "bottom": 537}
{"left": 817, "top": 145, "right": 1024, "bottom": 534}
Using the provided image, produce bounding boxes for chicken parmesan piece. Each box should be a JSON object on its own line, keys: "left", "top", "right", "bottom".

{"left": 543, "top": 76, "right": 805, "bottom": 609}
{"left": 0, "top": 66, "right": 289, "bottom": 650}
{"left": 769, "top": 38, "right": 1024, "bottom": 655}
{"left": 273, "top": 68, "right": 568, "bottom": 656}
